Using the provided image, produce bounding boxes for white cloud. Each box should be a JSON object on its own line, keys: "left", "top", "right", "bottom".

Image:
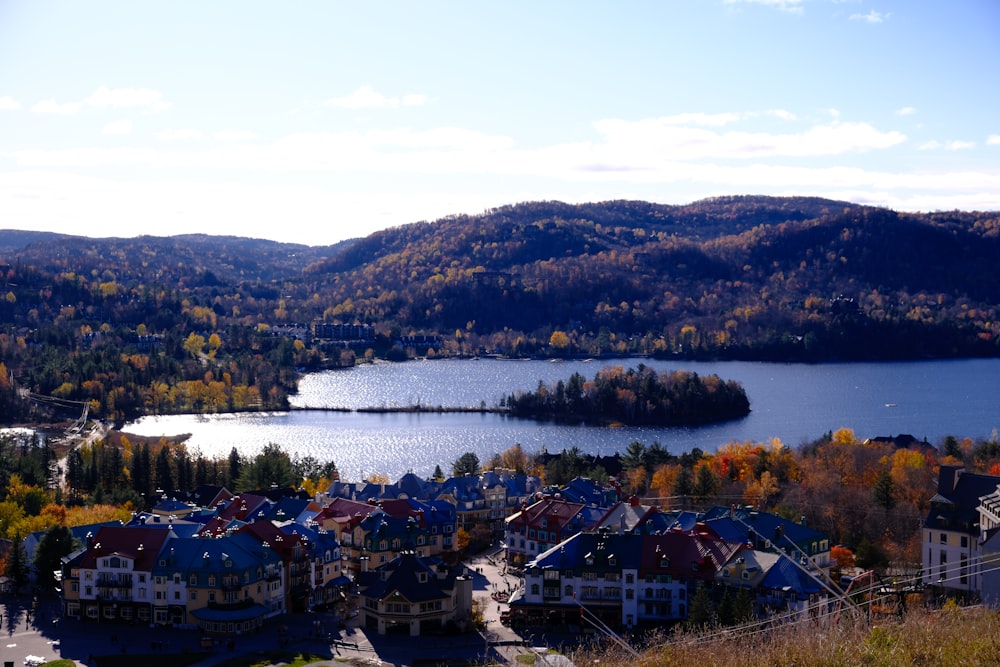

{"left": 102, "top": 119, "right": 133, "bottom": 135}
{"left": 213, "top": 130, "right": 258, "bottom": 142}
{"left": 0, "top": 96, "right": 20, "bottom": 110}
{"left": 402, "top": 94, "right": 428, "bottom": 107}
{"left": 86, "top": 85, "right": 169, "bottom": 113}
{"left": 156, "top": 128, "right": 206, "bottom": 141}
{"left": 766, "top": 109, "right": 797, "bottom": 121}
{"left": 660, "top": 112, "right": 743, "bottom": 127}
{"left": 896, "top": 107, "right": 916, "bottom": 116}
{"left": 919, "top": 139, "right": 975, "bottom": 151}
{"left": 324, "top": 85, "right": 425, "bottom": 110}
{"left": 589, "top": 117, "right": 905, "bottom": 160}
{"left": 31, "top": 99, "right": 81, "bottom": 114}
{"left": 850, "top": 10, "right": 890, "bottom": 24}
{"left": 724, "top": 0, "right": 804, "bottom": 14}
{"left": 987, "top": 135, "right": 1000, "bottom": 146}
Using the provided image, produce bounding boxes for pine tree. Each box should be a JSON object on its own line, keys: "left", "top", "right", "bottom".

{"left": 873, "top": 470, "right": 896, "bottom": 510}
{"left": 5, "top": 534, "right": 30, "bottom": 593}
{"left": 34, "top": 525, "right": 75, "bottom": 592}
{"left": 687, "top": 583, "right": 715, "bottom": 628}
{"left": 734, "top": 585, "right": 755, "bottom": 623}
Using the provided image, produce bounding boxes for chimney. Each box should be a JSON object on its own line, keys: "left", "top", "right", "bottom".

{"left": 939, "top": 465, "right": 964, "bottom": 495}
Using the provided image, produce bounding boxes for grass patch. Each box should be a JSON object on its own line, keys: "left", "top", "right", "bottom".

{"left": 208, "top": 650, "right": 331, "bottom": 667}
{"left": 41, "top": 661, "right": 77, "bottom": 667}
{"left": 94, "top": 654, "right": 208, "bottom": 667}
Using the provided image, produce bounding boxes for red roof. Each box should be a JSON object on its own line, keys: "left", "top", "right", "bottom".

{"left": 80, "top": 526, "right": 173, "bottom": 571}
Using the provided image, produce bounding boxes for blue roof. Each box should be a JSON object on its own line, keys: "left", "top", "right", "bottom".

{"left": 759, "top": 554, "right": 825, "bottom": 597}
{"left": 703, "top": 507, "right": 828, "bottom": 554}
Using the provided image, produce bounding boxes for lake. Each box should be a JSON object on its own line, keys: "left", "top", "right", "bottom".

{"left": 125, "top": 357, "right": 1000, "bottom": 482}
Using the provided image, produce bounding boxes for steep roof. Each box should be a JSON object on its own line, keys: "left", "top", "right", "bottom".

{"left": 79, "top": 526, "right": 174, "bottom": 571}
{"left": 356, "top": 552, "right": 461, "bottom": 603}
{"left": 926, "top": 466, "right": 1000, "bottom": 533}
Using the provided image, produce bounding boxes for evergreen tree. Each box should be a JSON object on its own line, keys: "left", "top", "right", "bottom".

{"left": 688, "top": 583, "right": 715, "bottom": 628}
{"left": 154, "top": 446, "right": 174, "bottom": 492}
{"left": 34, "top": 525, "right": 75, "bottom": 592}
{"left": 673, "top": 467, "right": 694, "bottom": 497}
{"left": 694, "top": 465, "right": 720, "bottom": 501}
{"left": 4, "top": 534, "right": 30, "bottom": 593}
{"left": 132, "top": 442, "right": 151, "bottom": 497}
{"left": 717, "top": 588, "right": 735, "bottom": 626}
{"left": 942, "top": 435, "right": 962, "bottom": 460}
{"left": 452, "top": 451, "right": 481, "bottom": 478}
{"left": 227, "top": 447, "right": 242, "bottom": 487}
{"left": 195, "top": 457, "right": 209, "bottom": 487}
{"left": 236, "top": 442, "right": 295, "bottom": 492}
{"left": 873, "top": 470, "right": 896, "bottom": 510}
{"left": 734, "top": 585, "right": 755, "bottom": 623}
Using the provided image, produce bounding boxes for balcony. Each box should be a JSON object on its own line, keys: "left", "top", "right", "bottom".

{"left": 96, "top": 575, "right": 133, "bottom": 588}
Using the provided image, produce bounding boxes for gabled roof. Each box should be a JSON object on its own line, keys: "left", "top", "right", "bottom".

{"left": 216, "top": 493, "right": 272, "bottom": 523}
{"left": 554, "top": 476, "right": 618, "bottom": 506}
{"left": 319, "top": 497, "right": 380, "bottom": 526}
{"left": 188, "top": 485, "right": 234, "bottom": 510}
{"left": 925, "top": 467, "right": 1000, "bottom": 533}
{"left": 155, "top": 533, "right": 280, "bottom": 575}
{"left": 640, "top": 529, "right": 745, "bottom": 580}
{"left": 507, "top": 497, "right": 588, "bottom": 531}
{"left": 395, "top": 472, "right": 437, "bottom": 499}
{"left": 758, "top": 553, "right": 826, "bottom": 597}
{"left": 594, "top": 501, "right": 660, "bottom": 534}
{"left": 263, "top": 497, "right": 320, "bottom": 525}
{"left": 356, "top": 552, "right": 461, "bottom": 603}
{"left": 703, "top": 506, "right": 828, "bottom": 554}
{"left": 237, "top": 520, "right": 307, "bottom": 560}
{"left": 528, "top": 529, "right": 745, "bottom": 581}
{"left": 79, "top": 526, "right": 174, "bottom": 571}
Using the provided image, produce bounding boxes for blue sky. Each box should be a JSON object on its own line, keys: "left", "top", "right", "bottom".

{"left": 1, "top": 0, "right": 998, "bottom": 246}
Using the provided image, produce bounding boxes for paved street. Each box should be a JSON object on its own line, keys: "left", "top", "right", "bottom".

{"left": 0, "top": 549, "right": 577, "bottom": 667}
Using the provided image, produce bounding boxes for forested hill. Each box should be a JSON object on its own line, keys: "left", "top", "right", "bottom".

{"left": 300, "top": 196, "right": 1000, "bottom": 360}
{"left": 1, "top": 195, "right": 1000, "bottom": 422}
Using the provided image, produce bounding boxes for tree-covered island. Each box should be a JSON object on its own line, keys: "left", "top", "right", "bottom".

{"left": 503, "top": 364, "right": 750, "bottom": 426}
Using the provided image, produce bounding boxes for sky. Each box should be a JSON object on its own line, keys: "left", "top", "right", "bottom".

{"left": 1, "top": 0, "right": 998, "bottom": 247}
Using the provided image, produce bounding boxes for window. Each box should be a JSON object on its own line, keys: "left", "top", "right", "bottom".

{"left": 531, "top": 584, "right": 540, "bottom": 595}
{"left": 189, "top": 575, "right": 197, "bottom": 586}
{"left": 961, "top": 536, "right": 969, "bottom": 548}
{"left": 626, "top": 589, "right": 634, "bottom": 600}
{"left": 625, "top": 573, "right": 634, "bottom": 584}
{"left": 190, "top": 591, "right": 197, "bottom": 601}
{"left": 940, "top": 533, "right": 948, "bottom": 545}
